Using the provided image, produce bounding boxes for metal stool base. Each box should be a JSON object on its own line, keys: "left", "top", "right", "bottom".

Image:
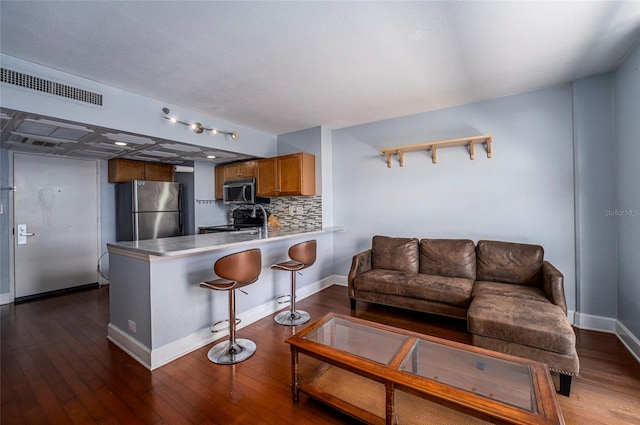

{"left": 274, "top": 309, "right": 310, "bottom": 326}
{"left": 207, "top": 338, "right": 256, "bottom": 364}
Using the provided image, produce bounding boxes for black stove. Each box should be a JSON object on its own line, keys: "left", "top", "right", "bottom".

{"left": 203, "top": 208, "right": 267, "bottom": 233}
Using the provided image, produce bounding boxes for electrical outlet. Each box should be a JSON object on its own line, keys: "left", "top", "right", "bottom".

{"left": 296, "top": 206, "right": 304, "bottom": 215}
{"left": 289, "top": 205, "right": 295, "bottom": 215}
{"left": 128, "top": 320, "right": 137, "bottom": 333}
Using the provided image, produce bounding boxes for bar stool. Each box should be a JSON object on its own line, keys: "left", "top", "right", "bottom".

{"left": 200, "top": 248, "right": 261, "bottom": 364}
{"left": 271, "top": 240, "right": 316, "bottom": 326}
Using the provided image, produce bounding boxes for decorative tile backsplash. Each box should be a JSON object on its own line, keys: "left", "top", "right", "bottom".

{"left": 229, "top": 196, "right": 322, "bottom": 229}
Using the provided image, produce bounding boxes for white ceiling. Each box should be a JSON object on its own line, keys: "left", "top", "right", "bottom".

{"left": 1, "top": 1, "right": 639, "bottom": 137}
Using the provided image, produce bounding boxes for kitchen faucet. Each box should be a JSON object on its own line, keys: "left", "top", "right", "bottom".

{"left": 251, "top": 204, "right": 268, "bottom": 236}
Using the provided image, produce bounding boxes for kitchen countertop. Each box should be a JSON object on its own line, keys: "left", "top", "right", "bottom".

{"left": 107, "top": 226, "right": 345, "bottom": 259}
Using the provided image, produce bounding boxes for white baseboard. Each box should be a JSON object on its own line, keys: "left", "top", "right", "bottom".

{"left": 331, "top": 275, "right": 347, "bottom": 286}
{"left": 109, "top": 277, "right": 341, "bottom": 370}
{"left": 107, "top": 323, "right": 153, "bottom": 369}
{"left": 616, "top": 320, "right": 640, "bottom": 363}
{"left": 573, "top": 311, "right": 617, "bottom": 333}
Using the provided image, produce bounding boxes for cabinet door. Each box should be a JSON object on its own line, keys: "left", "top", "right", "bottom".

{"left": 144, "top": 163, "right": 174, "bottom": 182}
{"left": 256, "top": 157, "right": 278, "bottom": 197}
{"left": 279, "top": 153, "right": 316, "bottom": 196}
{"left": 299, "top": 153, "right": 316, "bottom": 196}
{"left": 237, "top": 160, "right": 256, "bottom": 178}
{"left": 223, "top": 163, "right": 239, "bottom": 182}
{"left": 278, "top": 154, "right": 302, "bottom": 196}
{"left": 215, "top": 165, "right": 225, "bottom": 200}
{"left": 108, "top": 158, "right": 145, "bottom": 182}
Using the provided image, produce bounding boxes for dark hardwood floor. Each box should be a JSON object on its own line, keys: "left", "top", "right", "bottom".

{"left": 2, "top": 285, "right": 639, "bottom": 424}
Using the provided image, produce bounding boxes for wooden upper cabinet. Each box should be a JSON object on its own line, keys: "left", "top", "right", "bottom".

{"left": 223, "top": 160, "right": 256, "bottom": 181}
{"left": 215, "top": 165, "right": 225, "bottom": 200}
{"left": 108, "top": 158, "right": 174, "bottom": 183}
{"left": 256, "top": 153, "right": 315, "bottom": 197}
{"left": 214, "top": 160, "right": 257, "bottom": 199}
{"left": 256, "top": 157, "right": 278, "bottom": 197}
{"left": 236, "top": 161, "right": 256, "bottom": 179}
{"left": 143, "top": 162, "right": 174, "bottom": 182}
{"left": 108, "top": 159, "right": 144, "bottom": 182}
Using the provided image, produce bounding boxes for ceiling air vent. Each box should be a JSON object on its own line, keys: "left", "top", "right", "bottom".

{"left": 20, "top": 137, "right": 59, "bottom": 148}
{"left": 0, "top": 67, "right": 103, "bottom": 106}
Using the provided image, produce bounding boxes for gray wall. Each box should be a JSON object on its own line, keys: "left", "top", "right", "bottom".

{"left": 193, "top": 161, "right": 227, "bottom": 228}
{"left": 572, "top": 74, "right": 618, "bottom": 321}
{"left": 331, "top": 85, "right": 578, "bottom": 312}
{"left": 614, "top": 42, "right": 640, "bottom": 338}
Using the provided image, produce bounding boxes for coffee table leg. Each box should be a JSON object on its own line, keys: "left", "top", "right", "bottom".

{"left": 291, "top": 347, "right": 300, "bottom": 401}
{"left": 386, "top": 383, "right": 395, "bottom": 425}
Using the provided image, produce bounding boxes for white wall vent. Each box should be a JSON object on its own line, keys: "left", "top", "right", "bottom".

{"left": 0, "top": 67, "right": 103, "bottom": 106}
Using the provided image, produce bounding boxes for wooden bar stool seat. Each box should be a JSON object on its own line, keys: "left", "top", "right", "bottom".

{"left": 200, "top": 248, "right": 261, "bottom": 364}
{"left": 271, "top": 240, "right": 316, "bottom": 326}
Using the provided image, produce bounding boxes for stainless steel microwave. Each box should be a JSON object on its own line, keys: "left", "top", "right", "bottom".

{"left": 223, "top": 178, "right": 256, "bottom": 204}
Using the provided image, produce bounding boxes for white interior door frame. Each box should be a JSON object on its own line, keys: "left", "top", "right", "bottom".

{"left": 8, "top": 151, "right": 102, "bottom": 302}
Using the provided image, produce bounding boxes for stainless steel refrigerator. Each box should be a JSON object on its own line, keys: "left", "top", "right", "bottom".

{"left": 116, "top": 180, "right": 183, "bottom": 241}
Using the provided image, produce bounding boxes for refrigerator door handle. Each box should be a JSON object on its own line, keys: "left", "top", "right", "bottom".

{"left": 133, "top": 213, "right": 139, "bottom": 241}
{"left": 178, "top": 186, "right": 184, "bottom": 235}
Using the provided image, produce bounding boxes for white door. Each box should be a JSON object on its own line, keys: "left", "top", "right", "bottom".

{"left": 13, "top": 153, "right": 99, "bottom": 299}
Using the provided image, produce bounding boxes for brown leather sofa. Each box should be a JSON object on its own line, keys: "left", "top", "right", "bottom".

{"left": 348, "top": 235, "right": 579, "bottom": 396}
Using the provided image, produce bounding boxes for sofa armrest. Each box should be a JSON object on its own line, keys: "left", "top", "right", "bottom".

{"left": 347, "top": 250, "right": 372, "bottom": 297}
{"left": 542, "top": 261, "right": 567, "bottom": 315}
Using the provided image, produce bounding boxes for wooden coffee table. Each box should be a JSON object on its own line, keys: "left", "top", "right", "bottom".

{"left": 285, "top": 313, "right": 564, "bottom": 425}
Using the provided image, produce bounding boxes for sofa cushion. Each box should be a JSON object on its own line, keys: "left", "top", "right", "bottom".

{"left": 468, "top": 294, "right": 575, "bottom": 355}
{"left": 419, "top": 239, "right": 476, "bottom": 279}
{"left": 409, "top": 273, "right": 474, "bottom": 307}
{"left": 472, "top": 281, "right": 550, "bottom": 304}
{"left": 371, "top": 236, "right": 419, "bottom": 273}
{"left": 472, "top": 335, "right": 579, "bottom": 376}
{"left": 476, "top": 240, "right": 543, "bottom": 286}
{"left": 352, "top": 269, "right": 473, "bottom": 308}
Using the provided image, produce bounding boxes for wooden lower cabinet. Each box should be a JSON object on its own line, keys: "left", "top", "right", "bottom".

{"left": 256, "top": 153, "right": 315, "bottom": 197}
{"left": 108, "top": 158, "right": 174, "bottom": 183}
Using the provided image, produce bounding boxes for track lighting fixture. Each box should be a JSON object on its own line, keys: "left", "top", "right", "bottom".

{"left": 162, "top": 107, "right": 239, "bottom": 140}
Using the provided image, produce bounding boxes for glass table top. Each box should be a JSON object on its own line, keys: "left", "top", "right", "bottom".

{"left": 399, "top": 339, "right": 537, "bottom": 412}
{"left": 303, "top": 317, "right": 409, "bottom": 365}
{"left": 302, "top": 316, "right": 537, "bottom": 412}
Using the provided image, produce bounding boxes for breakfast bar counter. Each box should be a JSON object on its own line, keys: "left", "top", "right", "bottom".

{"left": 106, "top": 226, "right": 345, "bottom": 370}
{"left": 108, "top": 226, "right": 344, "bottom": 259}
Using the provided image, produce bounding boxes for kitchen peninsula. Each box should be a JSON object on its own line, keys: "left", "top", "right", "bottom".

{"left": 107, "top": 226, "right": 345, "bottom": 370}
